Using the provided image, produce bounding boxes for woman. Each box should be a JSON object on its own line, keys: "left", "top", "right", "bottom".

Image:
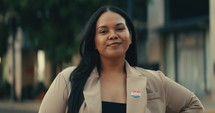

{"left": 38, "top": 5, "right": 204, "bottom": 113}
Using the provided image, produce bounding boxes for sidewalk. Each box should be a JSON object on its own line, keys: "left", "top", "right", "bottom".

{"left": 200, "top": 94, "right": 215, "bottom": 113}
{"left": 0, "top": 100, "right": 41, "bottom": 112}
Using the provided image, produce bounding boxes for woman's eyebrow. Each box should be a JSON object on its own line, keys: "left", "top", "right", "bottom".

{"left": 97, "top": 23, "right": 125, "bottom": 30}
{"left": 97, "top": 25, "right": 107, "bottom": 30}
{"left": 116, "top": 23, "right": 125, "bottom": 26}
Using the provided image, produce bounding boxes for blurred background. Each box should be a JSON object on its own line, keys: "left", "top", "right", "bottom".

{"left": 0, "top": 0, "right": 215, "bottom": 113}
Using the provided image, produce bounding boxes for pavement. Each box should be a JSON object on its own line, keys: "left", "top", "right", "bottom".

{"left": 200, "top": 94, "right": 215, "bottom": 113}
{"left": 0, "top": 97, "right": 215, "bottom": 113}
{"left": 0, "top": 100, "right": 41, "bottom": 113}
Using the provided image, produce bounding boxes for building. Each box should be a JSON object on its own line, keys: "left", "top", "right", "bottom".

{"left": 146, "top": 0, "right": 215, "bottom": 97}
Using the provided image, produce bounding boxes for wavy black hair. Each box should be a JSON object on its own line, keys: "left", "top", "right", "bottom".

{"left": 67, "top": 5, "right": 137, "bottom": 113}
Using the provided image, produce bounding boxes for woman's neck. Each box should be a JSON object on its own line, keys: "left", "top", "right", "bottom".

{"left": 100, "top": 58, "right": 126, "bottom": 76}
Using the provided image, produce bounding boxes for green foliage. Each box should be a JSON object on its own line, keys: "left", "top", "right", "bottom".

{"left": 0, "top": 0, "right": 148, "bottom": 64}
{"left": 0, "top": 22, "right": 8, "bottom": 56}
{"left": 0, "top": 0, "right": 108, "bottom": 64}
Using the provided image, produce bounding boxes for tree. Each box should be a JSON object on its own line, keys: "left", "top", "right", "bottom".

{"left": 0, "top": 0, "right": 109, "bottom": 79}
{"left": 0, "top": 23, "right": 8, "bottom": 56}
{"left": 0, "top": 0, "right": 9, "bottom": 56}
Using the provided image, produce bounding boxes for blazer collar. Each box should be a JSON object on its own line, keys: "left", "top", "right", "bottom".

{"left": 83, "top": 61, "right": 147, "bottom": 113}
{"left": 83, "top": 67, "right": 101, "bottom": 113}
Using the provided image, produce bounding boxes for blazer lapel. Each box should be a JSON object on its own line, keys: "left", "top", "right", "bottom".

{"left": 83, "top": 62, "right": 148, "bottom": 113}
{"left": 126, "top": 62, "right": 148, "bottom": 113}
{"left": 83, "top": 68, "right": 101, "bottom": 113}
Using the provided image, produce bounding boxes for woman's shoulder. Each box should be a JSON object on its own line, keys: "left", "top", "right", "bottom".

{"left": 134, "top": 66, "right": 165, "bottom": 79}
{"left": 134, "top": 66, "right": 166, "bottom": 87}
{"left": 134, "top": 66, "right": 167, "bottom": 95}
{"left": 57, "top": 66, "right": 77, "bottom": 81}
{"left": 60, "top": 66, "right": 77, "bottom": 75}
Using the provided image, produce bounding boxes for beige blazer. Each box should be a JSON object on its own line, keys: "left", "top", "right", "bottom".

{"left": 38, "top": 62, "right": 204, "bottom": 113}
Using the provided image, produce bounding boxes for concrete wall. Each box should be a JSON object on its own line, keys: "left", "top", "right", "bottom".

{"left": 209, "top": 0, "right": 215, "bottom": 96}
{"left": 147, "top": 0, "right": 165, "bottom": 71}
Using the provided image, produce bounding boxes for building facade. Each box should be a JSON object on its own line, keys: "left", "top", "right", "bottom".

{"left": 146, "top": 0, "right": 215, "bottom": 97}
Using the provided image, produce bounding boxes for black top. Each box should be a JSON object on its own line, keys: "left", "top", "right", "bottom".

{"left": 102, "top": 101, "right": 126, "bottom": 113}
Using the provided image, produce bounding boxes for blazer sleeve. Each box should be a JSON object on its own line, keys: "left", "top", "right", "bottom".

{"left": 158, "top": 71, "right": 204, "bottom": 113}
{"left": 38, "top": 71, "right": 69, "bottom": 113}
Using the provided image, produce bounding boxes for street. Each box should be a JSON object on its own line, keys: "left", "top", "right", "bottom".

{"left": 0, "top": 109, "right": 37, "bottom": 113}
{"left": 0, "top": 100, "right": 40, "bottom": 113}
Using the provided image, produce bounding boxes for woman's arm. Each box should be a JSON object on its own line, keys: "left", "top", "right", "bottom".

{"left": 158, "top": 71, "right": 204, "bottom": 113}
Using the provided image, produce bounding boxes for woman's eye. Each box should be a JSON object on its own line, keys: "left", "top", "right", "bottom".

{"left": 99, "top": 30, "right": 107, "bottom": 34}
{"left": 116, "top": 27, "right": 125, "bottom": 31}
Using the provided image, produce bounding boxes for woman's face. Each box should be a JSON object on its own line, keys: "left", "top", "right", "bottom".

{"left": 95, "top": 11, "right": 132, "bottom": 60}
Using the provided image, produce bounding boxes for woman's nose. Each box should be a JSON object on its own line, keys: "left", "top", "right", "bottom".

{"left": 108, "top": 31, "right": 118, "bottom": 40}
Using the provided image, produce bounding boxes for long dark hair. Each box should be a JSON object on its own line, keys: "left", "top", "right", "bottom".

{"left": 67, "top": 5, "right": 137, "bottom": 113}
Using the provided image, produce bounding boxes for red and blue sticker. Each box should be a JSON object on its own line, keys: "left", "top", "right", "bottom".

{"left": 131, "top": 90, "right": 141, "bottom": 98}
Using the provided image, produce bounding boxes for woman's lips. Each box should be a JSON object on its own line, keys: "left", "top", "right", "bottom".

{"left": 107, "top": 42, "right": 121, "bottom": 47}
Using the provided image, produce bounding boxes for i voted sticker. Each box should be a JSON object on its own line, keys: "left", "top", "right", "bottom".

{"left": 131, "top": 90, "right": 141, "bottom": 98}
